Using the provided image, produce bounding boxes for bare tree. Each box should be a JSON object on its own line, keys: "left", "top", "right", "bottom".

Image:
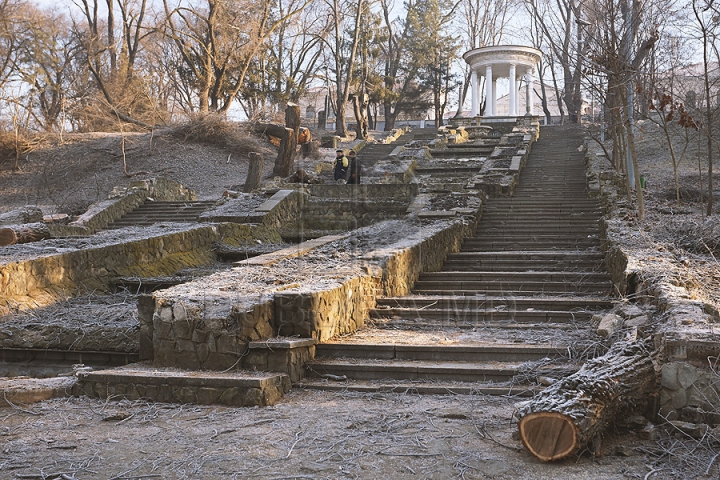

{"left": 163, "top": 0, "right": 310, "bottom": 115}
{"left": 455, "top": 0, "right": 514, "bottom": 116}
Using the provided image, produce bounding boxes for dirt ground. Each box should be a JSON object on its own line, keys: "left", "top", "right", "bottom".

{"left": 2, "top": 122, "right": 720, "bottom": 478}
{"left": 0, "top": 390, "right": 700, "bottom": 480}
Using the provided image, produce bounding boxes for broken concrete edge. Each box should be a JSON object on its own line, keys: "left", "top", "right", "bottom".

{"left": 586, "top": 145, "right": 720, "bottom": 425}
{"left": 0, "top": 376, "right": 75, "bottom": 407}
{"left": 382, "top": 127, "right": 409, "bottom": 144}
{"left": 0, "top": 222, "right": 277, "bottom": 314}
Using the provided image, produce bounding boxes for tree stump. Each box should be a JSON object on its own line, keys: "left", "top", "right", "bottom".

{"left": 0, "top": 223, "right": 51, "bottom": 247}
{"left": 243, "top": 152, "right": 263, "bottom": 193}
{"left": 517, "top": 340, "right": 658, "bottom": 462}
{"left": 301, "top": 140, "right": 321, "bottom": 159}
{"left": 272, "top": 127, "right": 296, "bottom": 178}
{"left": 0, "top": 206, "right": 43, "bottom": 226}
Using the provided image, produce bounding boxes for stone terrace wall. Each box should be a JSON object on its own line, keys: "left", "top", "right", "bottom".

{"left": 0, "top": 223, "right": 277, "bottom": 314}
{"left": 586, "top": 146, "right": 720, "bottom": 425}
{"left": 146, "top": 214, "right": 480, "bottom": 374}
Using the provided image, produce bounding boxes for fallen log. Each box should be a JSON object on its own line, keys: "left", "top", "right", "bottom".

{"left": 0, "top": 222, "right": 51, "bottom": 247}
{"left": 0, "top": 206, "right": 43, "bottom": 226}
{"left": 517, "top": 340, "right": 658, "bottom": 461}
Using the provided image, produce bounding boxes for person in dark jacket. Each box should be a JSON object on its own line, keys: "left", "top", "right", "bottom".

{"left": 346, "top": 150, "right": 362, "bottom": 184}
{"left": 334, "top": 149, "right": 348, "bottom": 183}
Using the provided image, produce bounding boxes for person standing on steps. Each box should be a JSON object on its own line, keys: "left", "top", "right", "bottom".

{"left": 334, "top": 149, "right": 348, "bottom": 183}
{"left": 346, "top": 150, "right": 362, "bottom": 184}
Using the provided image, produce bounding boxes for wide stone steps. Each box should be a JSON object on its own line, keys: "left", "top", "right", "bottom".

{"left": 106, "top": 201, "right": 216, "bottom": 228}
{"left": 303, "top": 125, "right": 609, "bottom": 395}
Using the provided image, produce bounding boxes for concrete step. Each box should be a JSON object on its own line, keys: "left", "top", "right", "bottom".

{"left": 314, "top": 342, "right": 567, "bottom": 362}
{"left": 306, "top": 359, "right": 523, "bottom": 383}
{"left": 294, "top": 379, "right": 540, "bottom": 396}
{"left": 305, "top": 358, "right": 575, "bottom": 383}
{"left": 74, "top": 363, "right": 290, "bottom": 406}
{"left": 376, "top": 295, "right": 613, "bottom": 310}
{"left": 418, "top": 270, "right": 611, "bottom": 282}
{"left": 106, "top": 201, "right": 216, "bottom": 228}
{"left": 372, "top": 307, "right": 599, "bottom": 323}
{"left": 441, "top": 260, "right": 603, "bottom": 271}
{"left": 412, "top": 280, "right": 612, "bottom": 295}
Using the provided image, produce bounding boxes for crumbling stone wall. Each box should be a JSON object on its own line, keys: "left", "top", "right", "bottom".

{"left": 586, "top": 144, "right": 720, "bottom": 424}
{"left": 0, "top": 223, "right": 277, "bottom": 313}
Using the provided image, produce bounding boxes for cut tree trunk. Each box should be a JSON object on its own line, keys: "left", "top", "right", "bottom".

{"left": 517, "top": 341, "right": 658, "bottom": 462}
{"left": 244, "top": 152, "right": 263, "bottom": 193}
{"left": 272, "top": 127, "right": 296, "bottom": 178}
{"left": 0, "top": 206, "right": 43, "bottom": 226}
{"left": 0, "top": 223, "right": 51, "bottom": 247}
{"left": 252, "top": 122, "right": 297, "bottom": 178}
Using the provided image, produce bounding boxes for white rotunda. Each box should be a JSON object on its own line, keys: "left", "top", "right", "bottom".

{"left": 463, "top": 45, "right": 543, "bottom": 118}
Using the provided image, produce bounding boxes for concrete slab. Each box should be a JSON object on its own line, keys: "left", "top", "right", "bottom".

{"left": 255, "top": 189, "right": 296, "bottom": 213}
{"left": 234, "top": 233, "right": 348, "bottom": 266}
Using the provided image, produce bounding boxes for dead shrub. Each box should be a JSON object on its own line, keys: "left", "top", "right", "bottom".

{"left": 170, "top": 114, "right": 274, "bottom": 157}
{"left": 0, "top": 129, "right": 37, "bottom": 169}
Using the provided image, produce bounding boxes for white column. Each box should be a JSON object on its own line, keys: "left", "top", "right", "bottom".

{"left": 491, "top": 79, "right": 498, "bottom": 115}
{"left": 508, "top": 63, "right": 517, "bottom": 116}
{"left": 471, "top": 70, "right": 479, "bottom": 116}
{"left": 484, "top": 65, "right": 493, "bottom": 117}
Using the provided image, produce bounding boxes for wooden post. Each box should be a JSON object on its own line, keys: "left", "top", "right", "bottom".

{"left": 517, "top": 341, "right": 658, "bottom": 462}
{"left": 244, "top": 152, "right": 264, "bottom": 193}
{"left": 0, "top": 223, "right": 51, "bottom": 247}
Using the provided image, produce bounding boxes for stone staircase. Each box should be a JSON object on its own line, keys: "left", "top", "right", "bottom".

{"left": 105, "top": 200, "right": 216, "bottom": 228}
{"left": 299, "top": 126, "right": 614, "bottom": 394}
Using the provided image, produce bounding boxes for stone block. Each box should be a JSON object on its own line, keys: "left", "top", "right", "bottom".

{"left": 175, "top": 339, "right": 196, "bottom": 353}
{"left": 625, "top": 315, "right": 650, "bottom": 328}
{"left": 154, "top": 321, "right": 173, "bottom": 340}
{"left": 192, "top": 329, "right": 209, "bottom": 343}
{"left": 175, "top": 386, "right": 196, "bottom": 404}
{"left": 159, "top": 306, "right": 173, "bottom": 323}
{"left": 218, "top": 387, "right": 242, "bottom": 406}
{"left": 618, "top": 304, "right": 645, "bottom": 319}
{"left": 197, "top": 343, "right": 210, "bottom": 364}
{"left": 596, "top": 313, "right": 621, "bottom": 337}
{"left": 244, "top": 351, "right": 268, "bottom": 370}
{"left": 154, "top": 339, "right": 176, "bottom": 366}
{"left": 204, "top": 352, "right": 238, "bottom": 371}
{"left": 216, "top": 334, "right": 241, "bottom": 354}
{"left": 661, "top": 363, "right": 679, "bottom": 390}
{"left": 669, "top": 420, "right": 708, "bottom": 439}
{"left": 671, "top": 388, "right": 688, "bottom": 409}
{"left": 243, "top": 388, "right": 264, "bottom": 406}
{"left": 173, "top": 303, "right": 188, "bottom": 322}
{"left": 173, "top": 321, "right": 194, "bottom": 340}
{"left": 677, "top": 363, "right": 702, "bottom": 390}
{"left": 197, "top": 387, "right": 222, "bottom": 405}
{"left": 267, "top": 350, "right": 291, "bottom": 373}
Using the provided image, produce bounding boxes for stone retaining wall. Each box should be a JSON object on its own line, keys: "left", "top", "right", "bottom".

{"left": 0, "top": 223, "right": 276, "bottom": 313}
{"left": 585, "top": 145, "right": 720, "bottom": 425}
{"left": 146, "top": 214, "right": 481, "bottom": 376}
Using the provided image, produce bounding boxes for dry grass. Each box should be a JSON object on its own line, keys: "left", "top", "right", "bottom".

{"left": 170, "top": 114, "right": 274, "bottom": 158}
